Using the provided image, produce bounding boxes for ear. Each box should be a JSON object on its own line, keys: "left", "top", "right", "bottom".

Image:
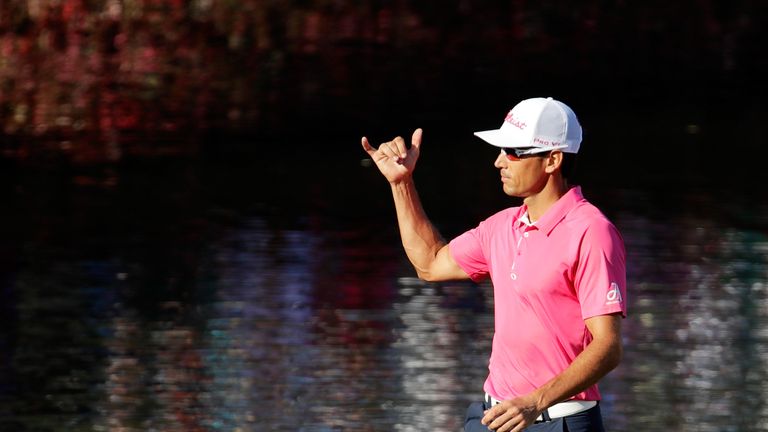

{"left": 543, "top": 151, "right": 564, "bottom": 174}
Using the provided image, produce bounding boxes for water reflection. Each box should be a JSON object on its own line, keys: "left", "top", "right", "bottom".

{"left": 196, "top": 217, "right": 492, "bottom": 431}
{"left": 1, "top": 167, "right": 768, "bottom": 431}
{"left": 601, "top": 191, "right": 768, "bottom": 431}
{"left": 2, "top": 0, "right": 765, "bottom": 162}
{"left": 202, "top": 219, "right": 319, "bottom": 430}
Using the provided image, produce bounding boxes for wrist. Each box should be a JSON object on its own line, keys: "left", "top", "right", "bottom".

{"left": 531, "top": 388, "right": 554, "bottom": 413}
{"left": 389, "top": 177, "right": 414, "bottom": 188}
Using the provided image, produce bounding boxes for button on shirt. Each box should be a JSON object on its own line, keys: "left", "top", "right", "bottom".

{"left": 449, "top": 187, "right": 626, "bottom": 402}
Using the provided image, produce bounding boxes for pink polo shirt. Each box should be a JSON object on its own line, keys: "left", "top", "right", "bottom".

{"left": 449, "top": 187, "right": 626, "bottom": 401}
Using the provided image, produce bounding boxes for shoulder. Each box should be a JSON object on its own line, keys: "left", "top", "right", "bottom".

{"left": 568, "top": 201, "right": 624, "bottom": 253}
{"left": 567, "top": 202, "right": 624, "bottom": 245}
{"left": 568, "top": 200, "right": 616, "bottom": 228}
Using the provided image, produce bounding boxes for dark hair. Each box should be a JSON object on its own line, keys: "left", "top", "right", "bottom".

{"left": 560, "top": 153, "right": 578, "bottom": 183}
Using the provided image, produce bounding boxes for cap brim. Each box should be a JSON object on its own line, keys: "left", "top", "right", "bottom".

{"left": 473, "top": 129, "right": 527, "bottom": 148}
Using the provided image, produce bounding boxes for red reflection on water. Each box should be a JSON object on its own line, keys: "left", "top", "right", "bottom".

{"left": 1, "top": 0, "right": 761, "bottom": 163}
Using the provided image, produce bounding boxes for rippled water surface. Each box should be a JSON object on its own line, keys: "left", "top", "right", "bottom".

{"left": 1, "top": 155, "right": 767, "bottom": 432}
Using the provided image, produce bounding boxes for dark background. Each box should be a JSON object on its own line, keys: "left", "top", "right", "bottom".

{"left": 1, "top": 0, "right": 766, "bottom": 185}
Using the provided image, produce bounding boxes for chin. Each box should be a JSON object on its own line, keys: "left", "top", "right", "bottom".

{"left": 502, "top": 186, "right": 518, "bottom": 197}
{"left": 503, "top": 185, "right": 528, "bottom": 198}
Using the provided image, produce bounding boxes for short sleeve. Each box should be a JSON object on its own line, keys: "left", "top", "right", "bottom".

{"left": 575, "top": 222, "right": 627, "bottom": 319}
{"left": 449, "top": 227, "right": 490, "bottom": 283}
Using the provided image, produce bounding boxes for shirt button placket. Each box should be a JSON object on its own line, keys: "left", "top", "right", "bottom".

{"left": 511, "top": 229, "right": 526, "bottom": 280}
{"left": 512, "top": 228, "right": 534, "bottom": 280}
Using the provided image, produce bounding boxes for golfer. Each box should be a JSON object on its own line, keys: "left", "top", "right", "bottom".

{"left": 361, "top": 97, "right": 627, "bottom": 432}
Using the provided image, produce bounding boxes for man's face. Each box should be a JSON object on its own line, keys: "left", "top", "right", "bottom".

{"left": 493, "top": 148, "right": 552, "bottom": 198}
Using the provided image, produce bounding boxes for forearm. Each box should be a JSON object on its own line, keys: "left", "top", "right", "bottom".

{"left": 533, "top": 327, "right": 622, "bottom": 409}
{"left": 390, "top": 179, "right": 446, "bottom": 280}
{"left": 482, "top": 333, "right": 621, "bottom": 431}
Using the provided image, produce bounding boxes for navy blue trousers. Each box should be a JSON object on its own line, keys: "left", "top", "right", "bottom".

{"left": 464, "top": 400, "right": 606, "bottom": 432}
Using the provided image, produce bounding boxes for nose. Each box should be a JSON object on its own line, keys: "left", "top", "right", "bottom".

{"left": 494, "top": 150, "right": 507, "bottom": 169}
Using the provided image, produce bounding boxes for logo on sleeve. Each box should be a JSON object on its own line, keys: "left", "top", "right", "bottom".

{"left": 606, "top": 282, "right": 623, "bottom": 305}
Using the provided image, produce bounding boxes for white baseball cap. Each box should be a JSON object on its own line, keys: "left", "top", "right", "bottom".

{"left": 474, "top": 97, "right": 582, "bottom": 154}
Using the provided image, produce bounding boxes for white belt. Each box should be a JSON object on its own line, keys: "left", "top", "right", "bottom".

{"left": 485, "top": 393, "right": 597, "bottom": 421}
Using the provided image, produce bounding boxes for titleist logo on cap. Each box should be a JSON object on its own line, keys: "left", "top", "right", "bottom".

{"left": 504, "top": 111, "right": 527, "bottom": 130}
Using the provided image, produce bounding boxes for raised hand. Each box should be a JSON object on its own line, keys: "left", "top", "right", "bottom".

{"left": 361, "top": 128, "right": 422, "bottom": 184}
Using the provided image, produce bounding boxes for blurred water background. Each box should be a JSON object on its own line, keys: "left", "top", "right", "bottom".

{"left": 1, "top": 1, "right": 768, "bottom": 431}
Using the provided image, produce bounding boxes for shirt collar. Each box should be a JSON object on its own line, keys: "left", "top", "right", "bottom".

{"left": 516, "top": 186, "right": 586, "bottom": 235}
{"left": 518, "top": 212, "right": 534, "bottom": 227}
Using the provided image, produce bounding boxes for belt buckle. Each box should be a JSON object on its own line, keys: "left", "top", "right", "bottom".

{"left": 484, "top": 393, "right": 501, "bottom": 407}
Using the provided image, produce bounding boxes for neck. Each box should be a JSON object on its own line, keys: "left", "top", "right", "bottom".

{"left": 523, "top": 177, "right": 570, "bottom": 222}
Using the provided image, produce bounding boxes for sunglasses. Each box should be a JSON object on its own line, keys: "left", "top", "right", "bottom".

{"left": 501, "top": 148, "right": 552, "bottom": 161}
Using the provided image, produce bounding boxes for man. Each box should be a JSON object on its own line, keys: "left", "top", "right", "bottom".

{"left": 361, "top": 97, "right": 626, "bottom": 432}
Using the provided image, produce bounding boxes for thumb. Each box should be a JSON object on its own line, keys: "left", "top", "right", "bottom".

{"left": 411, "top": 128, "right": 423, "bottom": 151}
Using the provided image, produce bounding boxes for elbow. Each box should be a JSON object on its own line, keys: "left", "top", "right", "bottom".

{"left": 415, "top": 262, "right": 446, "bottom": 282}
{"left": 416, "top": 268, "right": 438, "bottom": 282}
{"left": 412, "top": 259, "right": 436, "bottom": 281}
